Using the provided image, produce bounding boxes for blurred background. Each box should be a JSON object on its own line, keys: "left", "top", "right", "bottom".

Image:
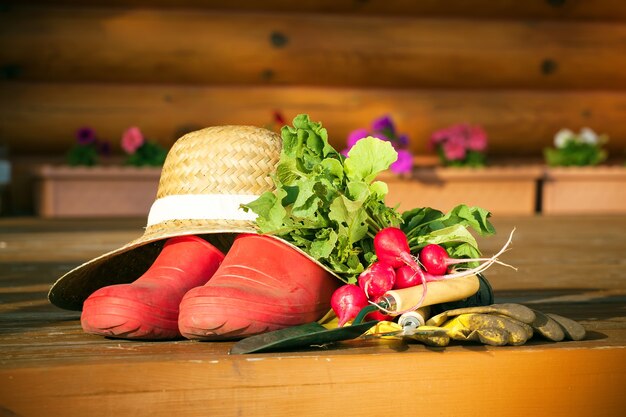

{"left": 1, "top": 0, "right": 625, "bottom": 216}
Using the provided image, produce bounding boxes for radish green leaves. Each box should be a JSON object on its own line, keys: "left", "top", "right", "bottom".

{"left": 242, "top": 114, "right": 401, "bottom": 282}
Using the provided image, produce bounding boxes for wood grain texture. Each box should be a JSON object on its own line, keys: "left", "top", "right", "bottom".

{"left": 2, "top": 82, "right": 625, "bottom": 156}
{"left": 2, "top": 7, "right": 626, "bottom": 89}
{"left": 4, "top": 0, "right": 626, "bottom": 20}
{"left": 0, "top": 216, "right": 625, "bottom": 417}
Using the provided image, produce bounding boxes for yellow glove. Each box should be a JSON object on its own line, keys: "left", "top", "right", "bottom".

{"left": 436, "top": 312, "right": 533, "bottom": 345}
{"left": 426, "top": 303, "right": 585, "bottom": 346}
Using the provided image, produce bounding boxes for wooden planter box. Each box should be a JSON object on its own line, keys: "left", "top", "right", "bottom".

{"left": 542, "top": 166, "right": 626, "bottom": 215}
{"left": 382, "top": 165, "right": 543, "bottom": 215}
{"left": 35, "top": 165, "right": 161, "bottom": 218}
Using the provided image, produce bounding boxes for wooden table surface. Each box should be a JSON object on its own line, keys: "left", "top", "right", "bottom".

{"left": 0, "top": 215, "right": 625, "bottom": 417}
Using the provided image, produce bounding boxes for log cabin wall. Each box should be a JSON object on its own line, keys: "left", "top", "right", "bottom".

{"left": 1, "top": 0, "right": 625, "bottom": 214}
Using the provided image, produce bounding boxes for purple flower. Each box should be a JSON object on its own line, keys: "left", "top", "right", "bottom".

{"left": 97, "top": 140, "right": 112, "bottom": 156}
{"left": 346, "top": 115, "right": 413, "bottom": 172}
{"left": 371, "top": 115, "right": 395, "bottom": 134}
{"left": 373, "top": 133, "right": 390, "bottom": 142}
{"left": 397, "top": 134, "right": 409, "bottom": 147}
{"left": 390, "top": 149, "right": 413, "bottom": 174}
{"left": 76, "top": 127, "right": 96, "bottom": 145}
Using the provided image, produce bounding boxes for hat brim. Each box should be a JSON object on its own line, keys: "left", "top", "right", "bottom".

{"left": 48, "top": 219, "right": 256, "bottom": 310}
{"left": 48, "top": 219, "right": 341, "bottom": 311}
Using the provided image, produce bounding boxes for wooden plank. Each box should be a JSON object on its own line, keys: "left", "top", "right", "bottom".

{"left": 0, "top": 216, "right": 625, "bottom": 416}
{"left": 2, "top": 7, "right": 626, "bottom": 89}
{"left": 1, "top": 82, "right": 625, "bottom": 157}
{"left": 4, "top": 0, "right": 626, "bottom": 21}
{"left": 0, "top": 345, "right": 625, "bottom": 417}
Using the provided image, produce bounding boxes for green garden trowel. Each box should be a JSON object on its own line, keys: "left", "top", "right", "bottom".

{"left": 229, "top": 305, "right": 380, "bottom": 354}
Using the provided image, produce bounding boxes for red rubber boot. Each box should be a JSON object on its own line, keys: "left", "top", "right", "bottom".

{"left": 178, "top": 234, "right": 340, "bottom": 340}
{"left": 81, "top": 235, "right": 224, "bottom": 340}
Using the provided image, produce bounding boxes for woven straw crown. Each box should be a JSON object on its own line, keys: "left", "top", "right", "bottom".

{"left": 49, "top": 125, "right": 282, "bottom": 311}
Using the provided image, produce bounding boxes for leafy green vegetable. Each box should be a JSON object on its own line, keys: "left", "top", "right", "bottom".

{"left": 244, "top": 114, "right": 499, "bottom": 283}
{"left": 242, "top": 114, "right": 401, "bottom": 283}
{"left": 401, "top": 204, "right": 496, "bottom": 266}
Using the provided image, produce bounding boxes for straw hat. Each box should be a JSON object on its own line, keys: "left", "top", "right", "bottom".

{"left": 48, "top": 125, "right": 283, "bottom": 311}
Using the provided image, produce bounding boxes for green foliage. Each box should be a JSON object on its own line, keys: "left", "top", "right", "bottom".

{"left": 243, "top": 114, "right": 401, "bottom": 283}
{"left": 125, "top": 141, "right": 168, "bottom": 167}
{"left": 244, "top": 114, "right": 499, "bottom": 283}
{"left": 66, "top": 143, "right": 99, "bottom": 166}
{"left": 438, "top": 149, "right": 486, "bottom": 167}
{"left": 544, "top": 140, "right": 607, "bottom": 167}
{"left": 401, "top": 204, "right": 496, "bottom": 266}
{"left": 544, "top": 128, "right": 608, "bottom": 167}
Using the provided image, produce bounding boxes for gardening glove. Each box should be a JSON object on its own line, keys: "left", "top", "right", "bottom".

{"left": 363, "top": 320, "right": 451, "bottom": 347}
{"left": 426, "top": 303, "right": 586, "bottom": 346}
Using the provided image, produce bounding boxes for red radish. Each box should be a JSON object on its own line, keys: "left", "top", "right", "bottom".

{"left": 358, "top": 261, "right": 396, "bottom": 299}
{"left": 419, "top": 244, "right": 449, "bottom": 275}
{"left": 419, "top": 239, "right": 517, "bottom": 279}
{"left": 393, "top": 264, "right": 426, "bottom": 289}
{"left": 373, "top": 227, "right": 415, "bottom": 269}
{"left": 331, "top": 284, "right": 369, "bottom": 327}
{"left": 372, "top": 227, "right": 517, "bottom": 315}
{"left": 373, "top": 227, "right": 427, "bottom": 308}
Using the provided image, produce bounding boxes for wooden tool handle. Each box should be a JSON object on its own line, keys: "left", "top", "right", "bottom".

{"left": 385, "top": 275, "right": 480, "bottom": 312}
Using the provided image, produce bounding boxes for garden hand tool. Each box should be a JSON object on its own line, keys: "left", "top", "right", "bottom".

{"left": 362, "top": 309, "right": 450, "bottom": 347}
{"left": 229, "top": 304, "right": 380, "bottom": 354}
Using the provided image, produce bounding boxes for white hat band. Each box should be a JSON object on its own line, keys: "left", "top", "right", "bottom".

{"left": 146, "top": 194, "right": 260, "bottom": 226}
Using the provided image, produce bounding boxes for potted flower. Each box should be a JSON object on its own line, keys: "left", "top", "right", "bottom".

{"left": 403, "top": 123, "right": 542, "bottom": 215}
{"left": 541, "top": 128, "right": 626, "bottom": 214}
{"left": 342, "top": 114, "right": 413, "bottom": 175}
{"left": 66, "top": 127, "right": 111, "bottom": 166}
{"left": 121, "top": 126, "right": 167, "bottom": 167}
{"left": 429, "top": 123, "right": 488, "bottom": 167}
{"left": 344, "top": 115, "right": 429, "bottom": 212}
{"left": 35, "top": 127, "right": 166, "bottom": 218}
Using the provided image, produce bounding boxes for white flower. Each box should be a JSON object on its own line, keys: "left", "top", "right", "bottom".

{"left": 579, "top": 127, "right": 598, "bottom": 145}
{"left": 554, "top": 128, "right": 574, "bottom": 148}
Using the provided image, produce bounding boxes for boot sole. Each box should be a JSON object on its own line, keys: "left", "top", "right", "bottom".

{"left": 178, "top": 287, "right": 329, "bottom": 341}
{"left": 81, "top": 295, "right": 180, "bottom": 340}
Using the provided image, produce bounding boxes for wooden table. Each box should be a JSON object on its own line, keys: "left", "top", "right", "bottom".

{"left": 1, "top": 216, "right": 625, "bottom": 417}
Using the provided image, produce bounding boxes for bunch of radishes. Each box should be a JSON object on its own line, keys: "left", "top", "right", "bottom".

{"left": 330, "top": 227, "right": 513, "bottom": 326}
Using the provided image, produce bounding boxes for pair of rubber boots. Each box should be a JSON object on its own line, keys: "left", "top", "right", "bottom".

{"left": 81, "top": 234, "right": 339, "bottom": 340}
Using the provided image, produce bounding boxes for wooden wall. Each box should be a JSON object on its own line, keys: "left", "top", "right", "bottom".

{"left": 1, "top": 1, "right": 626, "bottom": 212}
{"left": 2, "top": 0, "right": 626, "bottom": 156}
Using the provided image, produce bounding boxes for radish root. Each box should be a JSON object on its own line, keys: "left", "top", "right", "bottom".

{"left": 374, "top": 228, "right": 516, "bottom": 316}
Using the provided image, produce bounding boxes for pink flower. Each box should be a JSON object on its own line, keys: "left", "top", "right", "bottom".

{"left": 467, "top": 125, "right": 488, "bottom": 152}
{"left": 391, "top": 149, "right": 413, "bottom": 174}
{"left": 121, "top": 126, "right": 144, "bottom": 154}
{"left": 342, "top": 128, "right": 370, "bottom": 156}
{"left": 442, "top": 135, "right": 467, "bottom": 161}
{"left": 347, "top": 129, "right": 369, "bottom": 148}
{"left": 430, "top": 129, "right": 448, "bottom": 145}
